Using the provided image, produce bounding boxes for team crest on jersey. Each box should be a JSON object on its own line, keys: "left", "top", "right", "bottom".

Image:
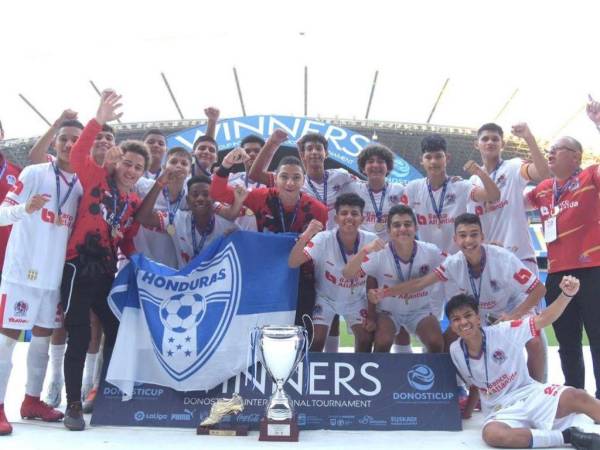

{"left": 332, "top": 184, "right": 341, "bottom": 193}
{"left": 496, "top": 175, "right": 507, "bottom": 188}
{"left": 137, "top": 244, "right": 241, "bottom": 381}
{"left": 388, "top": 195, "right": 401, "bottom": 205}
{"left": 312, "top": 304, "right": 323, "bottom": 316}
{"left": 445, "top": 193, "right": 456, "bottom": 205}
{"left": 13, "top": 301, "right": 29, "bottom": 317}
{"left": 492, "top": 349, "right": 506, "bottom": 365}
{"left": 569, "top": 179, "right": 580, "bottom": 191}
{"left": 419, "top": 265, "right": 430, "bottom": 276}
{"left": 489, "top": 280, "right": 500, "bottom": 292}
{"left": 5, "top": 175, "right": 16, "bottom": 186}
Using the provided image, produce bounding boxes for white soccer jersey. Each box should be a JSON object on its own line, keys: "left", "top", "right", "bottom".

{"left": 450, "top": 316, "right": 539, "bottom": 415}
{"left": 347, "top": 181, "right": 405, "bottom": 240}
{"left": 404, "top": 177, "right": 475, "bottom": 254}
{"left": 0, "top": 162, "right": 83, "bottom": 289}
{"left": 361, "top": 240, "right": 445, "bottom": 313}
{"left": 134, "top": 178, "right": 189, "bottom": 268}
{"left": 434, "top": 244, "right": 540, "bottom": 320}
{"left": 156, "top": 210, "right": 238, "bottom": 269}
{"left": 228, "top": 171, "right": 265, "bottom": 191}
{"left": 467, "top": 158, "right": 535, "bottom": 261}
{"left": 301, "top": 168, "right": 357, "bottom": 230}
{"left": 304, "top": 229, "right": 377, "bottom": 303}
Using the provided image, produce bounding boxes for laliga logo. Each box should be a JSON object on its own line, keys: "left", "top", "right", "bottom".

{"left": 407, "top": 364, "right": 435, "bottom": 391}
{"left": 160, "top": 293, "right": 207, "bottom": 333}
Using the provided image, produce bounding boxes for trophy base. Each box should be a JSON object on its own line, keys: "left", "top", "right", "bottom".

{"left": 258, "top": 417, "right": 299, "bottom": 441}
{"left": 196, "top": 424, "right": 249, "bottom": 436}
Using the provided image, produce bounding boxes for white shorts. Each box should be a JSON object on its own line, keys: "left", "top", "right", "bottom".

{"left": 377, "top": 304, "right": 436, "bottom": 336}
{"left": 312, "top": 296, "right": 367, "bottom": 329}
{"left": 485, "top": 383, "right": 575, "bottom": 431}
{"left": 0, "top": 280, "right": 62, "bottom": 330}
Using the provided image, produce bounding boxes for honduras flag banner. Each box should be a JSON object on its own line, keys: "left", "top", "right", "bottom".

{"left": 107, "top": 231, "right": 298, "bottom": 398}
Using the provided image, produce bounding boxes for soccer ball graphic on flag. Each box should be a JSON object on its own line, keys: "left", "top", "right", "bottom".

{"left": 159, "top": 293, "right": 207, "bottom": 333}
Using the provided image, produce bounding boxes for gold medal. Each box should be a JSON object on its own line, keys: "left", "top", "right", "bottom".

{"left": 54, "top": 213, "right": 62, "bottom": 226}
{"left": 374, "top": 222, "right": 385, "bottom": 232}
{"left": 111, "top": 226, "right": 123, "bottom": 239}
{"left": 167, "top": 224, "right": 176, "bottom": 236}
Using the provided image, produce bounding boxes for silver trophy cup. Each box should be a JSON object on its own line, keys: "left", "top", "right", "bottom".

{"left": 258, "top": 325, "right": 306, "bottom": 422}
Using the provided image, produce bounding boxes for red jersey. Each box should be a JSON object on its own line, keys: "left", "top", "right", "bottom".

{"left": 66, "top": 119, "right": 141, "bottom": 267}
{"left": 211, "top": 172, "right": 327, "bottom": 233}
{"left": 527, "top": 165, "right": 600, "bottom": 273}
{"left": 0, "top": 154, "right": 21, "bottom": 270}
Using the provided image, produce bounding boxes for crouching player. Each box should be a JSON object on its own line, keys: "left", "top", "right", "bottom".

{"left": 289, "top": 193, "right": 376, "bottom": 352}
{"left": 447, "top": 277, "right": 600, "bottom": 449}
{"left": 343, "top": 205, "right": 446, "bottom": 353}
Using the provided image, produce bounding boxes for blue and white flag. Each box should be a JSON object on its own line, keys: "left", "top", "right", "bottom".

{"left": 107, "top": 231, "right": 299, "bottom": 398}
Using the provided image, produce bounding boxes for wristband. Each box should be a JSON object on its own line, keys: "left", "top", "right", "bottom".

{"left": 561, "top": 290, "right": 575, "bottom": 298}
{"left": 216, "top": 165, "right": 232, "bottom": 177}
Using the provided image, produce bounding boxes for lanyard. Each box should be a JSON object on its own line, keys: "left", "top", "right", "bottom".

{"left": 108, "top": 179, "right": 129, "bottom": 233}
{"left": 0, "top": 157, "right": 7, "bottom": 182}
{"left": 51, "top": 162, "right": 78, "bottom": 218}
{"left": 389, "top": 241, "right": 417, "bottom": 282}
{"left": 551, "top": 169, "right": 581, "bottom": 212}
{"left": 306, "top": 171, "right": 328, "bottom": 206}
{"left": 467, "top": 247, "right": 486, "bottom": 303}
{"left": 243, "top": 173, "right": 260, "bottom": 189}
{"left": 193, "top": 161, "right": 211, "bottom": 177}
{"left": 191, "top": 215, "right": 215, "bottom": 256}
{"left": 489, "top": 160, "right": 504, "bottom": 183}
{"left": 146, "top": 170, "right": 160, "bottom": 180}
{"left": 426, "top": 177, "right": 448, "bottom": 225}
{"left": 162, "top": 186, "right": 184, "bottom": 225}
{"left": 461, "top": 329, "right": 489, "bottom": 394}
{"left": 276, "top": 196, "right": 301, "bottom": 232}
{"left": 336, "top": 231, "right": 360, "bottom": 264}
{"left": 368, "top": 183, "right": 388, "bottom": 222}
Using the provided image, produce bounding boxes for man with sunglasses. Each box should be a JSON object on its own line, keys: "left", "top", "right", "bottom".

{"left": 525, "top": 133, "right": 600, "bottom": 401}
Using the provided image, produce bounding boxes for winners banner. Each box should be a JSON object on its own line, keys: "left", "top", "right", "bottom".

{"left": 92, "top": 352, "right": 461, "bottom": 431}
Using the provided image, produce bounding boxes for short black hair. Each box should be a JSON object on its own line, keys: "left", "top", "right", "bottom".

{"left": 334, "top": 192, "right": 365, "bottom": 213}
{"left": 454, "top": 213, "right": 481, "bottom": 232}
{"left": 445, "top": 293, "right": 479, "bottom": 320}
{"left": 357, "top": 144, "right": 394, "bottom": 175}
{"left": 277, "top": 155, "right": 304, "bottom": 171}
{"left": 101, "top": 123, "right": 115, "bottom": 136}
{"left": 187, "top": 174, "right": 211, "bottom": 190}
{"left": 59, "top": 119, "right": 84, "bottom": 130}
{"left": 143, "top": 128, "right": 165, "bottom": 140}
{"left": 421, "top": 134, "right": 447, "bottom": 153}
{"left": 387, "top": 204, "right": 416, "bottom": 229}
{"left": 166, "top": 146, "right": 192, "bottom": 162}
{"left": 193, "top": 135, "right": 218, "bottom": 150}
{"left": 297, "top": 133, "right": 328, "bottom": 153}
{"left": 477, "top": 123, "right": 504, "bottom": 138}
{"left": 241, "top": 134, "right": 265, "bottom": 147}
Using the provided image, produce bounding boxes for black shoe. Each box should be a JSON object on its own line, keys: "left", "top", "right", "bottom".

{"left": 570, "top": 427, "right": 600, "bottom": 450}
{"left": 64, "top": 402, "right": 86, "bottom": 431}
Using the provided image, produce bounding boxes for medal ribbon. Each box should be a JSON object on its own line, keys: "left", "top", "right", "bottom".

{"left": 306, "top": 171, "right": 328, "bottom": 206}
{"left": 389, "top": 241, "right": 417, "bottom": 282}
{"left": 426, "top": 177, "right": 448, "bottom": 226}
{"left": 162, "top": 186, "right": 184, "bottom": 227}
{"left": 276, "top": 196, "right": 301, "bottom": 232}
{"left": 467, "top": 247, "right": 486, "bottom": 304}
{"left": 551, "top": 169, "right": 581, "bottom": 212}
{"left": 368, "top": 183, "right": 387, "bottom": 223}
{"left": 108, "top": 179, "right": 129, "bottom": 234}
{"left": 51, "top": 162, "right": 78, "bottom": 219}
{"left": 191, "top": 215, "right": 215, "bottom": 256}
{"left": 461, "top": 328, "right": 490, "bottom": 394}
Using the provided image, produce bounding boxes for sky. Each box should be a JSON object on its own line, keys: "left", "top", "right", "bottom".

{"left": 2, "top": 0, "right": 600, "bottom": 152}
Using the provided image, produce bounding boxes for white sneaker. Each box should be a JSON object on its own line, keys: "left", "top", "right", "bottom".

{"left": 45, "top": 381, "right": 63, "bottom": 408}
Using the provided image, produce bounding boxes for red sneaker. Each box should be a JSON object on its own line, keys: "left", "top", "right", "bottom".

{"left": 20, "top": 395, "right": 64, "bottom": 422}
{"left": 0, "top": 404, "right": 12, "bottom": 435}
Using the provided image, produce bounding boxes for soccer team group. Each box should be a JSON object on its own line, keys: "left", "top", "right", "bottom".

{"left": 0, "top": 91, "right": 599, "bottom": 448}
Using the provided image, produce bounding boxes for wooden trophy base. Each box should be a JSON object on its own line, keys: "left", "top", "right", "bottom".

{"left": 258, "top": 416, "right": 299, "bottom": 441}
{"left": 196, "top": 424, "right": 249, "bottom": 436}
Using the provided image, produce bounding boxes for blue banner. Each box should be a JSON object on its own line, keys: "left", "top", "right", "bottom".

{"left": 93, "top": 353, "right": 461, "bottom": 431}
{"left": 166, "top": 115, "right": 422, "bottom": 183}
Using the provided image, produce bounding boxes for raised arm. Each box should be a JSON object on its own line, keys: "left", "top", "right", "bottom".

{"left": 505, "top": 282, "right": 546, "bottom": 321}
{"left": 134, "top": 173, "right": 168, "bottom": 229}
{"left": 288, "top": 219, "right": 323, "bottom": 268}
{"left": 216, "top": 185, "right": 249, "bottom": 221}
{"left": 204, "top": 107, "right": 220, "bottom": 139}
{"left": 247, "top": 129, "right": 288, "bottom": 186}
{"left": 29, "top": 109, "right": 78, "bottom": 164}
{"left": 342, "top": 238, "right": 385, "bottom": 279}
{"left": 511, "top": 123, "right": 550, "bottom": 182}
{"left": 464, "top": 160, "right": 501, "bottom": 202}
{"left": 533, "top": 276, "right": 579, "bottom": 330}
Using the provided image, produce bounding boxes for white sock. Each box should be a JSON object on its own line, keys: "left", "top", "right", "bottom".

{"left": 324, "top": 335, "right": 339, "bottom": 353}
{"left": 0, "top": 334, "right": 17, "bottom": 404}
{"left": 25, "top": 335, "right": 50, "bottom": 397}
{"left": 82, "top": 352, "right": 98, "bottom": 387}
{"left": 530, "top": 429, "right": 564, "bottom": 448}
{"left": 93, "top": 348, "right": 104, "bottom": 387}
{"left": 48, "top": 343, "right": 65, "bottom": 384}
{"left": 391, "top": 344, "right": 413, "bottom": 354}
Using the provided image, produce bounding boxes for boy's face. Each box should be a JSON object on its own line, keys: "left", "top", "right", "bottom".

{"left": 114, "top": 151, "right": 145, "bottom": 190}
{"left": 242, "top": 142, "right": 262, "bottom": 169}
{"left": 164, "top": 153, "right": 191, "bottom": 181}
{"left": 194, "top": 141, "right": 217, "bottom": 169}
{"left": 475, "top": 130, "right": 504, "bottom": 161}
{"left": 300, "top": 140, "right": 327, "bottom": 171}
{"left": 388, "top": 213, "right": 416, "bottom": 243}
{"left": 454, "top": 223, "right": 483, "bottom": 256}
{"left": 92, "top": 131, "right": 115, "bottom": 166}
{"left": 144, "top": 134, "right": 167, "bottom": 166}
{"left": 275, "top": 164, "right": 304, "bottom": 194}
{"left": 54, "top": 126, "right": 82, "bottom": 165}
{"left": 334, "top": 205, "right": 363, "bottom": 233}
{"left": 421, "top": 150, "right": 448, "bottom": 178}
{"left": 449, "top": 305, "right": 481, "bottom": 339}
{"left": 187, "top": 182, "right": 212, "bottom": 215}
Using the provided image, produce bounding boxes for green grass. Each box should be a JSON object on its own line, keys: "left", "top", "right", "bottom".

{"left": 338, "top": 321, "right": 589, "bottom": 348}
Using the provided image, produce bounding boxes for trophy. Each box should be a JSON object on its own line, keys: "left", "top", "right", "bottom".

{"left": 196, "top": 393, "right": 248, "bottom": 436}
{"left": 257, "top": 325, "right": 307, "bottom": 442}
